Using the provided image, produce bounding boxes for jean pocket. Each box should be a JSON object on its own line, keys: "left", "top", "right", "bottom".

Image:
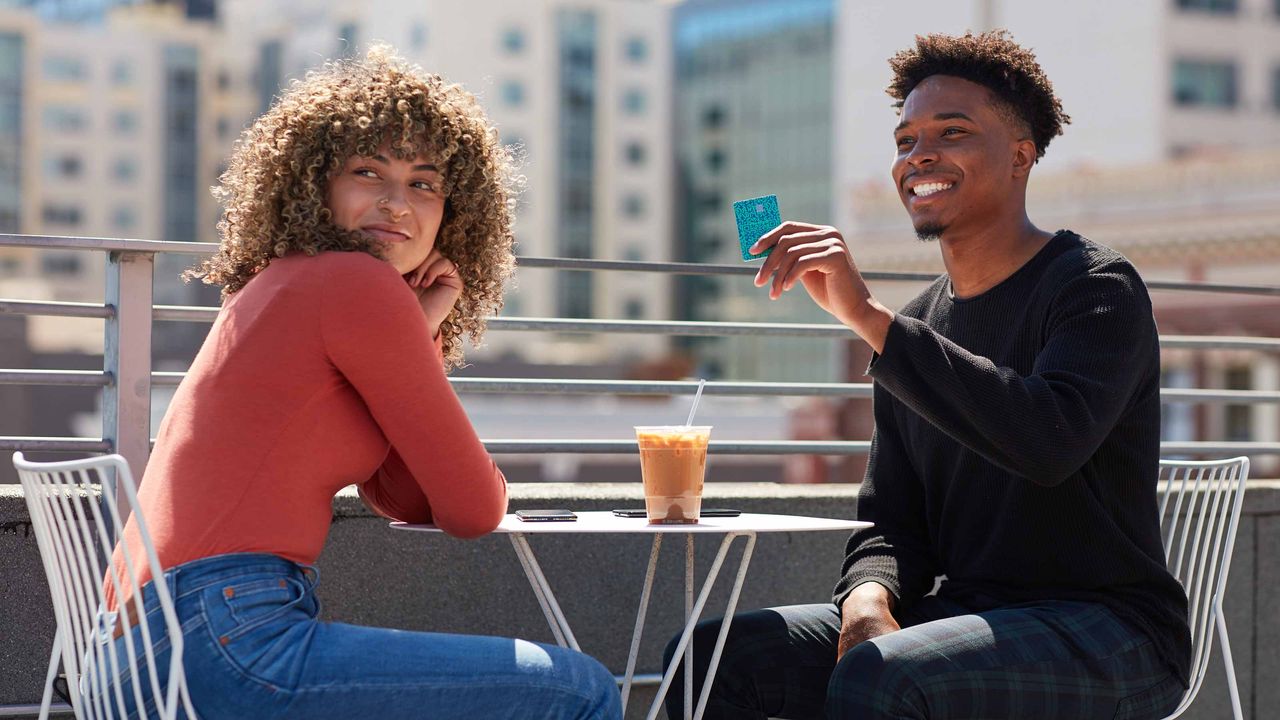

{"left": 217, "top": 575, "right": 308, "bottom": 630}
{"left": 200, "top": 576, "right": 311, "bottom": 692}
{"left": 1113, "top": 673, "right": 1185, "bottom": 720}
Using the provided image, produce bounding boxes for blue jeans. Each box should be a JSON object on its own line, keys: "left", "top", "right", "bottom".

{"left": 107, "top": 553, "right": 621, "bottom": 719}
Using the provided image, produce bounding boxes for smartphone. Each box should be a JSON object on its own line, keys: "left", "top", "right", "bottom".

{"left": 612, "top": 508, "right": 740, "bottom": 518}
{"left": 515, "top": 509, "right": 578, "bottom": 522}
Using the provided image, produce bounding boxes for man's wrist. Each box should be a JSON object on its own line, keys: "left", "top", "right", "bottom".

{"left": 844, "top": 580, "right": 896, "bottom": 613}
{"left": 841, "top": 299, "right": 894, "bottom": 354}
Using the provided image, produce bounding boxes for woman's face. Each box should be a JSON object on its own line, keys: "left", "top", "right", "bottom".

{"left": 325, "top": 144, "right": 446, "bottom": 274}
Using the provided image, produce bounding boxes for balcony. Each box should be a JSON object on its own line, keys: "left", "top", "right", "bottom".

{"left": 1, "top": 233, "right": 1277, "bottom": 719}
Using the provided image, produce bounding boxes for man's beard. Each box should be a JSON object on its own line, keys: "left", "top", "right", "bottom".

{"left": 914, "top": 222, "right": 946, "bottom": 242}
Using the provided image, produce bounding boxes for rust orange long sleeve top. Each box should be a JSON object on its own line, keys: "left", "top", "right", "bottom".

{"left": 115, "top": 251, "right": 507, "bottom": 592}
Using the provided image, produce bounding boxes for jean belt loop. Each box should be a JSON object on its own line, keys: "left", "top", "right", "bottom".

{"left": 302, "top": 563, "right": 319, "bottom": 588}
{"left": 167, "top": 565, "right": 180, "bottom": 602}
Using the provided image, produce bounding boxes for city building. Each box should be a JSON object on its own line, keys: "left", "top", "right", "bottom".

{"left": 673, "top": 0, "right": 840, "bottom": 383}
{"left": 219, "top": 0, "right": 676, "bottom": 365}
{"left": 0, "top": 2, "right": 235, "bottom": 358}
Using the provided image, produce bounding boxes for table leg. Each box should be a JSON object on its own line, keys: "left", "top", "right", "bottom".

{"left": 508, "top": 533, "right": 580, "bottom": 651}
{"left": 694, "top": 533, "right": 755, "bottom": 720}
{"left": 620, "top": 534, "right": 663, "bottom": 713}
{"left": 685, "top": 534, "right": 694, "bottom": 720}
{"left": 646, "top": 531, "right": 756, "bottom": 720}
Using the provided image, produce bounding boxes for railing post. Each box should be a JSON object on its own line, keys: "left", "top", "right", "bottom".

{"left": 103, "top": 250, "right": 154, "bottom": 526}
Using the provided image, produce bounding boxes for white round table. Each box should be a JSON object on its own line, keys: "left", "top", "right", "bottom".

{"left": 393, "top": 511, "right": 870, "bottom": 720}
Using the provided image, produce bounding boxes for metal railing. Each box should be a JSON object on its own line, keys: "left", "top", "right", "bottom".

{"left": 3, "top": 232, "right": 1280, "bottom": 480}
{"left": 1, "top": 233, "right": 1278, "bottom": 717}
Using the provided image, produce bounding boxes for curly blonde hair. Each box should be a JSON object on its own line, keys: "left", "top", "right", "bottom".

{"left": 186, "top": 44, "right": 520, "bottom": 369}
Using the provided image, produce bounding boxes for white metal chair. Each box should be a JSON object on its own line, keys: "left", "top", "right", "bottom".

{"left": 13, "top": 452, "right": 197, "bottom": 720}
{"left": 1156, "top": 456, "right": 1249, "bottom": 720}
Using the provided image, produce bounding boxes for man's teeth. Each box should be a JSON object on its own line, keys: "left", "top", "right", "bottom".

{"left": 913, "top": 182, "right": 953, "bottom": 197}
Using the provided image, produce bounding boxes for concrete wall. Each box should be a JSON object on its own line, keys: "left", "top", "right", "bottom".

{"left": 2, "top": 481, "right": 1277, "bottom": 719}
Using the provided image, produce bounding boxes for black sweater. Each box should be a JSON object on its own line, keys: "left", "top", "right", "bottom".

{"left": 833, "top": 231, "right": 1191, "bottom": 684}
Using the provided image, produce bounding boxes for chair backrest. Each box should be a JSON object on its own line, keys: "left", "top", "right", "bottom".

{"left": 1155, "top": 456, "right": 1249, "bottom": 713}
{"left": 13, "top": 452, "right": 195, "bottom": 720}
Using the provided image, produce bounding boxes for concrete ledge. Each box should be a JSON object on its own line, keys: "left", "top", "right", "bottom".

{"left": 3, "top": 482, "right": 1277, "bottom": 720}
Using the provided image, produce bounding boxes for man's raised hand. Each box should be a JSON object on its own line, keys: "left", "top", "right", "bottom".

{"left": 750, "top": 221, "right": 893, "bottom": 353}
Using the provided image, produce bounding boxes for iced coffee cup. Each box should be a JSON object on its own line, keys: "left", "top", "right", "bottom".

{"left": 635, "top": 425, "right": 711, "bottom": 524}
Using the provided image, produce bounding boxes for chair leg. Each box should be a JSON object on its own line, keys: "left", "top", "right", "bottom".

{"left": 1216, "top": 609, "right": 1244, "bottom": 720}
{"left": 40, "top": 628, "right": 62, "bottom": 720}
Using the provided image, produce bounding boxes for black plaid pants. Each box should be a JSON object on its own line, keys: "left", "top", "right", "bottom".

{"left": 662, "top": 597, "right": 1184, "bottom": 719}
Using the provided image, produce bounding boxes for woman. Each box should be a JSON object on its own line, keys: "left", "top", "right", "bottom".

{"left": 107, "top": 45, "right": 621, "bottom": 719}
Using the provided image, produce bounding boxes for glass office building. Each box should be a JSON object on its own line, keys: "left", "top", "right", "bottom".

{"left": 674, "top": 0, "right": 836, "bottom": 381}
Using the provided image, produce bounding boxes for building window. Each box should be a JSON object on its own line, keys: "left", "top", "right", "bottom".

{"left": 44, "top": 154, "right": 82, "bottom": 179}
{"left": 0, "top": 209, "right": 19, "bottom": 233}
{"left": 42, "top": 106, "right": 86, "bottom": 132}
{"left": 622, "top": 193, "right": 645, "bottom": 218}
{"left": 1160, "top": 367, "right": 1195, "bottom": 442}
{"left": 110, "top": 60, "right": 134, "bottom": 87}
{"left": 502, "top": 27, "right": 526, "bottom": 54}
{"left": 705, "top": 148, "right": 726, "bottom": 173}
{"left": 42, "top": 205, "right": 82, "bottom": 225}
{"left": 258, "top": 40, "right": 283, "bottom": 113}
{"left": 624, "top": 36, "right": 647, "bottom": 63}
{"left": 1223, "top": 365, "right": 1252, "bottom": 441}
{"left": 698, "top": 233, "right": 724, "bottom": 255}
{"left": 501, "top": 80, "right": 526, "bottom": 107}
{"left": 1173, "top": 59, "right": 1237, "bottom": 108}
{"left": 702, "top": 104, "right": 726, "bottom": 130}
{"left": 168, "top": 67, "right": 196, "bottom": 93}
{"left": 560, "top": 272, "right": 593, "bottom": 318}
{"left": 624, "top": 141, "right": 646, "bottom": 166}
{"left": 216, "top": 69, "right": 230, "bottom": 91}
{"left": 1175, "top": 0, "right": 1237, "bottom": 13}
{"left": 622, "top": 87, "right": 646, "bottom": 115}
{"left": 112, "top": 206, "right": 136, "bottom": 231}
{"left": 113, "top": 109, "right": 138, "bottom": 133}
{"left": 112, "top": 157, "right": 136, "bottom": 180}
{"left": 624, "top": 298, "right": 645, "bottom": 320}
{"left": 337, "top": 22, "right": 359, "bottom": 58}
{"left": 623, "top": 245, "right": 644, "bottom": 262}
{"left": 169, "top": 108, "right": 193, "bottom": 134}
{"left": 41, "top": 252, "right": 81, "bottom": 275}
{"left": 1273, "top": 66, "right": 1280, "bottom": 112}
{"left": 410, "top": 22, "right": 427, "bottom": 51}
{"left": 43, "top": 55, "right": 85, "bottom": 81}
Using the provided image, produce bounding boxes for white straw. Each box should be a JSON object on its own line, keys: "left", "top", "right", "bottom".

{"left": 684, "top": 378, "right": 707, "bottom": 427}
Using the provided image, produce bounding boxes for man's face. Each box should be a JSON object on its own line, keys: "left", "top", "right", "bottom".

{"left": 891, "top": 75, "right": 1028, "bottom": 241}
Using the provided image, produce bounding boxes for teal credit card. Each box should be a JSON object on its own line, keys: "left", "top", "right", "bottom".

{"left": 734, "top": 194, "right": 780, "bottom": 261}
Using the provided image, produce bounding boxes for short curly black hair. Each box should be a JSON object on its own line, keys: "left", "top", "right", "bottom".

{"left": 886, "top": 30, "right": 1070, "bottom": 161}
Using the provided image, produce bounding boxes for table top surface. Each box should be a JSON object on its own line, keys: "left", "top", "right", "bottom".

{"left": 391, "top": 511, "right": 870, "bottom": 535}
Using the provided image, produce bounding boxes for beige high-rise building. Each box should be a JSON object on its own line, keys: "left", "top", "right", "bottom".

{"left": 0, "top": 3, "right": 243, "bottom": 356}
{"left": 220, "top": 0, "right": 676, "bottom": 365}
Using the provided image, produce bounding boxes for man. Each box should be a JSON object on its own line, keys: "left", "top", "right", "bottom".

{"left": 665, "top": 30, "right": 1190, "bottom": 720}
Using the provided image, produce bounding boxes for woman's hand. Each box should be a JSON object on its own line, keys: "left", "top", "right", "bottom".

{"left": 405, "top": 249, "right": 464, "bottom": 339}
